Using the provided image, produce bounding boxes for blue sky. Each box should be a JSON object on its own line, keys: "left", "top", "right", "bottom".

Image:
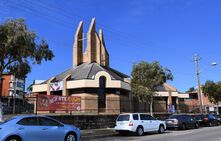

{"left": 1, "top": 0, "right": 221, "bottom": 92}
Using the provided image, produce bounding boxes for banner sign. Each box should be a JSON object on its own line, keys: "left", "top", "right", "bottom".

{"left": 37, "top": 95, "right": 81, "bottom": 111}
{"left": 50, "top": 81, "right": 63, "bottom": 91}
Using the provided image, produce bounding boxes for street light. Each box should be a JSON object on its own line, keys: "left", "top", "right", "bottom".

{"left": 194, "top": 54, "right": 217, "bottom": 113}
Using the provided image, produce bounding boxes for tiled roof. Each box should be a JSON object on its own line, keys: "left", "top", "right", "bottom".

{"left": 41, "top": 62, "right": 129, "bottom": 84}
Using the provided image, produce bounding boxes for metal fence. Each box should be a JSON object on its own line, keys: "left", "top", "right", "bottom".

{"left": 1, "top": 96, "right": 34, "bottom": 114}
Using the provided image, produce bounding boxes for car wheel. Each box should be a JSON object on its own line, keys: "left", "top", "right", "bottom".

{"left": 158, "top": 125, "right": 165, "bottom": 133}
{"left": 182, "top": 123, "right": 186, "bottom": 130}
{"left": 65, "top": 132, "right": 77, "bottom": 141}
{"left": 136, "top": 126, "right": 144, "bottom": 136}
{"left": 217, "top": 121, "right": 220, "bottom": 126}
{"left": 6, "top": 136, "right": 21, "bottom": 141}
{"left": 195, "top": 123, "right": 199, "bottom": 129}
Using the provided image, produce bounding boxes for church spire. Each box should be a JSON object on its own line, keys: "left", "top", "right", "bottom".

{"left": 73, "top": 18, "right": 109, "bottom": 67}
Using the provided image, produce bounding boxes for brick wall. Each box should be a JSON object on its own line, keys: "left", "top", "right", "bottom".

{"left": 2, "top": 75, "right": 11, "bottom": 97}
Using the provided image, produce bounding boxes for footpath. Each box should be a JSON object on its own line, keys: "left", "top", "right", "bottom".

{"left": 81, "top": 128, "right": 117, "bottom": 140}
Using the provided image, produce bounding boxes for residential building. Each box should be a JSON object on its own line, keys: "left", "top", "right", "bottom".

{"left": 1, "top": 74, "right": 25, "bottom": 98}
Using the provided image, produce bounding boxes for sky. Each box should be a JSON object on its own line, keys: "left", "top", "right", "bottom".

{"left": 0, "top": 0, "right": 221, "bottom": 92}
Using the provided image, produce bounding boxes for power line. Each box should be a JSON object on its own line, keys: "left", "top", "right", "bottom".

{"left": 8, "top": 0, "right": 153, "bottom": 49}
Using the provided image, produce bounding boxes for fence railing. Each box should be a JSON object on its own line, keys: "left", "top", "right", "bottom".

{"left": 1, "top": 96, "right": 219, "bottom": 115}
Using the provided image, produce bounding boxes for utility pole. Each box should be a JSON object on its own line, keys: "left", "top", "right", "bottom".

{"left": 13, "top": 75, "right": 17, "bottom": 114}
{"left": 0, "top": 77, "right": 3, "bottom": 121}
{"left": 194, "top": 54, "right": 203, "bottom": 113}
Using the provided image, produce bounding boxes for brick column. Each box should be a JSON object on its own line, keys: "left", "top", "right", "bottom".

{"left": 176, "top": 97, "right": 179, "bottom": 112}
{"left": 47, "top": 77, "right": 55, "bottom": 96}
{"left": 62, "top": 74, "right": 71, "bottom": 96}
{"left": 167, "top": 91, "right": 172, "bottom": 112}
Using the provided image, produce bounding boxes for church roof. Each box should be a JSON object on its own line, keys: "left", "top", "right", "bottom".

{"left": 41, "top": 62, "right": 129, "bottom": 84}
{"left": 158, "top": 83, "right": 177, "bottom": 92}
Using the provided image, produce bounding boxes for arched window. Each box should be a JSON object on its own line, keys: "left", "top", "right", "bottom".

{"left": 98, "top": 76, "right": 106, "bottom": 108}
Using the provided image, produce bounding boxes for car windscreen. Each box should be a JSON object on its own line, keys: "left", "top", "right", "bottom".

{"left": 117, "top": 115, "right": 130, "bottom": 121}
{"left": 168, "top": 115, "right": 183, "bottom": 119}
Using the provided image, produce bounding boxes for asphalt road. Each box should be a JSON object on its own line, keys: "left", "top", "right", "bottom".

{"left": 87, "top": 126, "right": 221, "bottom": 141}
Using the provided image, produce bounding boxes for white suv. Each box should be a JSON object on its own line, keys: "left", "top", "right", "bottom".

{"left": 115, "top": 113, "right": 166, "bottom": 136}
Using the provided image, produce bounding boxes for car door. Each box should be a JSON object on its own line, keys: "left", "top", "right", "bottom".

{"left": 132, "top": 114, "right": 140, "bottom": 129}
{"left": 38, "top": 117, "right": 66, "bottom": 141}
{"left": 16, "top": 117, "right": 43, "bottom": 141}
{"left": 140, "top": 114, "right": 152, "bottom": 132}
{"left": 185, "top": 115, "right": 195, "bottom": 128}
{"left": 147, "top": 115, "right": 159, "bottom": 131}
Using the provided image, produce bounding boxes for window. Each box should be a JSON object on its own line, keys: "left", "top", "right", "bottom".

{"left": 185, "top": 115, "right": 192, "bottom": 120}
{"left": 98, "top": 76, "right": 106, "bottom": 108}
{"left": 140, "top": 114, "right": 154, "bottom": 120}
{"left": 38, "top": 117, "right": 61, "bottom": 126}
{"left": 208, "top": 114, "right": 215, "bottom": 119}
{"left": 140, "top": 114, "right": 148, "bottom": 120}
{"left": 133, "top": 114, "right": 139, "bottom": 120}
{"left": 117, "top": 115, "right": 130, "bottom": 121}
{"left": 17, "top": 117, "right": 39, "bottom": 126}
{"left": 147, "top": 115, "right": 155, "bottom": 120}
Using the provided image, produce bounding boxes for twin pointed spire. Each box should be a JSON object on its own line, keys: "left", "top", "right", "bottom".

{"left": 73, "top": 18, "right": 109, "bottom": 67}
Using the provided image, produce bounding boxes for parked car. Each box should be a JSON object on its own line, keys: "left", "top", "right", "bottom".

{"left": 194, "top": 114, "right": 220, "bottom": 127}
{"left": 211, "top": 114, "right": 221, "bottom": 124}
{"left": 165, "top": 114, "right": 199, "bottom": 130}
{"left": 114, "top": 113, "right": 166, "bottom": 136}
{"left": 192, "top": 114, "right": 205, "bottom": 127}
{"left": 0, "top": 115, "right": 81, "bottom": 141}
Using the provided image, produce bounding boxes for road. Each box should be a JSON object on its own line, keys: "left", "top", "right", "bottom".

{"left": 87, "top": 126, "right": 221, "bottom": 141}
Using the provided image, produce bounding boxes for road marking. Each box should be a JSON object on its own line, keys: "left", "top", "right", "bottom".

{"left": 172, "top": 131, "right": 192, "bottom": 136}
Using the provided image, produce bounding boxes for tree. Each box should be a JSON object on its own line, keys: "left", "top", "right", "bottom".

{"left": 131, "top": 61, "right": 173, "bottom": 115}
{"left": 186, "top": 87, "right": 196, "bottom": 93}
{"left": 0, "top": 18, "right": 54, "bottom": 78}
{"left": 202, "top": 80, "right": 221, "bottom": 114}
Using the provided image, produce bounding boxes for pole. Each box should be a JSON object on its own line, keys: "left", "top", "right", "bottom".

{"left": 129, "top": 92, "right": 132, "bottom": 112}
{"left": 194, "top": 54, "right": 203, "bottom": 113}
{"left": 13, "top": 75, "right": 17, "bottom": 114}
{"left": 35, "top": 94, "right": 38, "bottom": 115}
{"left": 0, "top": 77, "right": 2, "bottom": 102}
{"left": 0, "top": 77, "right": 3, "bottom": 121}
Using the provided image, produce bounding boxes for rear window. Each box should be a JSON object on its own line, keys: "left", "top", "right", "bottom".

{"left": 117, "top": 115, "right": 130, "bottom": 121}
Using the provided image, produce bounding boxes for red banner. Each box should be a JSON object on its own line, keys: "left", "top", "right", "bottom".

{"left": 37, "top": 95, "right": 81, "bottom": 111}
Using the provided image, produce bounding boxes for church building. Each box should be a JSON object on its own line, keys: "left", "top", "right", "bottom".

{"left": 32, "top": 18, "right": 131, "bottom": 114}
